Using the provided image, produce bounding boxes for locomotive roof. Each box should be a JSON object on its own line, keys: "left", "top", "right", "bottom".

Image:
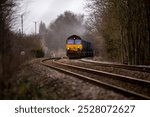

{"left": 67, "top": 35, "right": 93, "bottom": 45}
{"left": 67, "top": 35, "right": 81, "bottom": 40}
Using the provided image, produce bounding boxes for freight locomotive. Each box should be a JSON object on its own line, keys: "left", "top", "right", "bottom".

{"left": 66, "top": 35, "right": 93, "bottom": 58}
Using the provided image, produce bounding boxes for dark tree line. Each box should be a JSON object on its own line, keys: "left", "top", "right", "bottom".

{"left": 0, "top": 0, "right": 44, "bottom": 98}
{"left": 0, "top": 0, "right": 16, "bottom": 91}
{"left": 87, "top": 0, "right": 150, "bottom": 65}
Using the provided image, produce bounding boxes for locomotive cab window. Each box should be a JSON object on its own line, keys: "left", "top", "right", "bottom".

{"left": 67, "top": 39, "right": 74, "bottom": 44}
{"left": 75, "top": 39, "right": 81, "bottom": 44}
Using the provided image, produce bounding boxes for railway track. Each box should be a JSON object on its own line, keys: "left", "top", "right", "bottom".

{"left": 63, "top": 59, "right": 150, "bottom": 81}
{"left": 80, "top": 59, "right": 150, "bottom": 73}
{"left": 41, "top": 58, "right": 150, "bottom": 99}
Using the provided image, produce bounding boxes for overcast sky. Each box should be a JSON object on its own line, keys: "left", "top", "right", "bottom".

{"left": 17, "top": 0, "right": 86, "bottom": 34}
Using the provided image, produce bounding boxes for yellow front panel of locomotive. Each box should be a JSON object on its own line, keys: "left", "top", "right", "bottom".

{"left": 66, "top": 44, "right": 83, "bottom": 51}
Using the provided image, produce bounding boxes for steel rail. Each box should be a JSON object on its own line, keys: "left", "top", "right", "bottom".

{"left": 80, "top": 59, "right": 150, "bottom": 73}
{"left": 41, "top": 58, "right": 150, "bottom": 99}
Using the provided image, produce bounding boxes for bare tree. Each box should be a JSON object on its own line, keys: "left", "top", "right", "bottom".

{"left": 87, "top": 0, "right": 150, "bottom": 65}
{"left": 0, "top": 0, "right": 16, "bottom": 95}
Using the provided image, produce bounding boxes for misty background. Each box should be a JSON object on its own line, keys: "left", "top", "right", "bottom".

{"left": 39, "top": 11, "right": 90, "bottom": 57}
{"left": 14, "top": 0, "right": 90, "bottom": 57}
{"left": 16, "top": 0, "right": 86, "bottom": 34}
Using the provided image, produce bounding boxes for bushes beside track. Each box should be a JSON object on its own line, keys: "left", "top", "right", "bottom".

{"left": 32, "top": 49, "right": 45, "bottom": 58}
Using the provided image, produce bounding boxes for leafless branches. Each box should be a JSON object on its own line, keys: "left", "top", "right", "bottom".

{"left": 87, "top": 0, "right": 150, "bottom": 65}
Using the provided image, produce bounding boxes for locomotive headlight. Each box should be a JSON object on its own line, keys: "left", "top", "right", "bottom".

{"left": 77, "top": 47, "right": 80, "bottom": 51}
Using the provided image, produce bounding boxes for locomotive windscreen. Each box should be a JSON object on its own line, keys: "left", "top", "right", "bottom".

{"left": 75, "top": 39, "right": 81, "bottom": 44}
{"left": 67, "top": 39, "right": 74, "bottom": 44}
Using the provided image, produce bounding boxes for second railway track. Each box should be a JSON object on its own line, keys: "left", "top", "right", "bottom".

{"left": 80, "top": 59, "right": 150, "bottom": 73}
{"left": 62, "top": 59, "right": 150, "bottom": 81}
{"left": 41, "top": 58, "right": 150, "bottom": 99}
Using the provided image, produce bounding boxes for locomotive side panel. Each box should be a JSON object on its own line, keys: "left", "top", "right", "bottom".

{"left": 82, "top": 40, "right": 94, "bottom": 57}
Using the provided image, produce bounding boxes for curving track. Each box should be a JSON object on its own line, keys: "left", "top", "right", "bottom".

{"left": 41, "top": 58, "right": 150, "bottom": 99}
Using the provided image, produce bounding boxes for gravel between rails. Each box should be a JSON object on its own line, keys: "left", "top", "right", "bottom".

{"left": 58, "top": 59, "right": 150, "bottom": 81}
{"left": 16, "top": 58, "right": 134, "bottom": 99}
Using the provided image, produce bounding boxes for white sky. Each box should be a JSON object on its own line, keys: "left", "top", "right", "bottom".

{"left": 17, "top": 0, "right": 86, "bottom": 34}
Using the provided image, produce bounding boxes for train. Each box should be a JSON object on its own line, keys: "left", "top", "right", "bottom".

{"left": 66, "top": 35, "right": 94, "bottom": 58}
